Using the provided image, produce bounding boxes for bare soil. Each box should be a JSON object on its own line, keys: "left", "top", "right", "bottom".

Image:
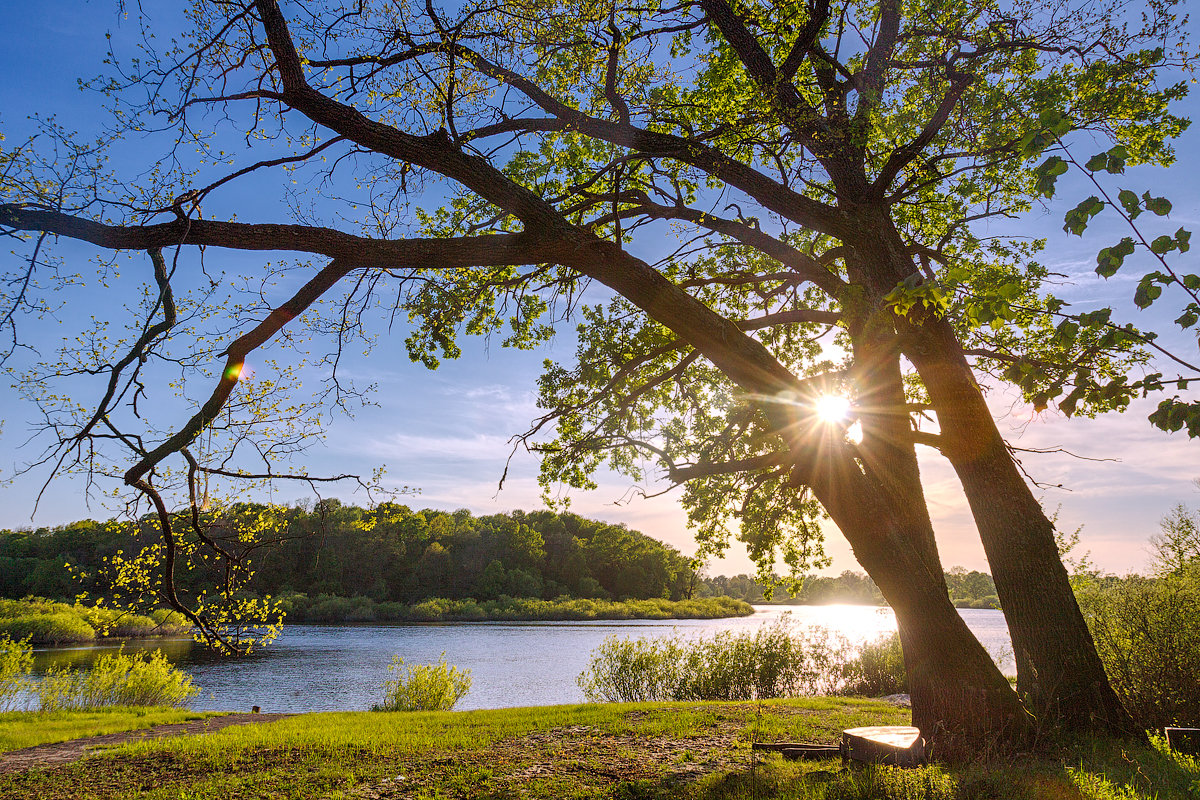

{"left": 0, "top": 713, "right": 292, "bottom": 774}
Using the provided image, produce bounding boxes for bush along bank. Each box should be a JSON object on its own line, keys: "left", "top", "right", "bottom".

{"left": 0, "top": 598, "right": 190, "bottom": 645}
{"left": 577, "top": 617, "right": 908, "bottom": 703}
{"left": 277, "top": 593, "right": 753, "bottom": 623}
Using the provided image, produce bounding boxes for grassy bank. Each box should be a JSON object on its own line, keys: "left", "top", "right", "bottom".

{"left": 0, "top": 708, "right": 220, "bottom": 752}
{"left": 278, "top": 593, "right": 754, "bottom": 623}
{"left": 0, "top": 599, "right": 190, "bottom": 646}
{"left": 2, "top": 700, "right": 1196, "bottom": 799}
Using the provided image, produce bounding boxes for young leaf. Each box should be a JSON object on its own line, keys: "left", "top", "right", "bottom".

{"left": 1175, "top": 228, "right": 1191, "bottom": 253}
{"left": 1150, "top": 235, "right": 1175, "bottom": 255}
{"left": 1095, "top": 237, "right": 1135, "bottom": 278}
{"left": 1117, "top": 189, "right": 1141, "bottom": 218}
{"left": 1143, "top": 193, "right": 1172, "bottom": 216}
{"left": 1064, "top": 196, "right": 1105, "bottom": 235}
{"left": 1134, "top": 277, "right": 1164, "bottom": 308}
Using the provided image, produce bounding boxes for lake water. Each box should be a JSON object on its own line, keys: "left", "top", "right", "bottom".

{"left": 31, "top": 606, "right": 1012, "bottom": 714}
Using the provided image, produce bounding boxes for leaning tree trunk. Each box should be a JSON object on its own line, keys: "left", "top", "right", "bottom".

{"left": 903, "top": 319, "right": 1142, "bottom": 738}
{"left": 837, "top": 203, "right": 1137, "bottom": 739}
{"left": 801, "top": 439, "right": 1032, "bottom": 758}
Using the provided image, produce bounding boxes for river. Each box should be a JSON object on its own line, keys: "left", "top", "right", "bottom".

{"left": 31, "top": 605, "right": 1012, "bottom": 713}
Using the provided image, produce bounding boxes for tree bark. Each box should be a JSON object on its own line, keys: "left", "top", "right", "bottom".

{"left": 800, "top": 437, "right": 1032, "bottom": 757}
{"left": 903, "top": 318, "right": 1142, "bottom": 738}
{"left": 843, "top": 203, "right": 1137, "bottom": 738}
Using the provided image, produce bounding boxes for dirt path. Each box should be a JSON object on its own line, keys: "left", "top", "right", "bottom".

{"left": 0, "top": 712, "right": 292, "bottom": 774}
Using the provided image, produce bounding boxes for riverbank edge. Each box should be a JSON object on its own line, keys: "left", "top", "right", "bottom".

{"left": 275, "top": 594, "right": 755, "bottom": 624}
{"left": 750, "top": 598, "right": 1001, "bottom": 610}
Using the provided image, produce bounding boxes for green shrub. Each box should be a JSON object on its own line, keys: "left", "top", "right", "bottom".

{"left": 450, "top": 600, "right": 486, "bottom": 621}
{"left": 344, "top": 597, "right": 378, "bottom": 622}
{"left": 0, "top": 598, "right": 188, "bottom": 644}
{"left": 305, "top": 595, "right": 355, "bottom": 622}
{"left": 1076, "top": 566, "right": 1200, "bottom": 728}
{"left": 374, "top": 601, "right": 406, "bottom": 621}
{"left": 409, "top": 599, "right": 450, "bottom": 622}
{"left": 0, "top": 636, "right": 33, "bottom": 711}
{"left": 375, "top": 652, "right": 472, "bottom": 712}
{"left": 577, "top": 617, "right": 877, "bottom": 702}
{"left": 36, "top": 649, "right": 199, "bottom": 711}
{"left": 0, "top": 612, "right": 96, "bottom": 645}
{"left": 842, "top": 632, "right": 908, "bottom": 696}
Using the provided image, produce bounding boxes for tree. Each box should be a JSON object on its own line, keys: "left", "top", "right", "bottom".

{"left": 1150, "top": 487, "right": 1200, "bottom": 577}
{"left": 0, "top": 0, "right": 1186, "bottom": 748}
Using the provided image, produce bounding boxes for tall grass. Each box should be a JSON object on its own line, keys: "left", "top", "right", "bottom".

{"left": 842, "top": 632, "right": 908, "bottom": 696}
{"left": 1076, "top": 566, "right": 1200, "bottom": 728}
{"left": 36, "top": 648, "right": 199, "bottom": 711}
{"left": 0, "top": 598, "right": 189, "bottom": 645}
{"left": 0, "top": 637, "right": 32, "bottom": 712}
{"left": 375, "top": 653, "right": 472, "bottom": 712}
{"left": 577, "top": 618, "right": 908, "bottom": 702}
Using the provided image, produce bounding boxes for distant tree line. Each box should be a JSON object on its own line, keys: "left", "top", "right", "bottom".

{"left": 0, "top": 501, "right": 701, "bottom": 604}
{"left": 699, "top": 567, "right": 999, "bottom": 609}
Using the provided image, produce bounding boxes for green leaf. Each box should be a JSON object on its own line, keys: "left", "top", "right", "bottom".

{"left": 1086, "top": 146, "right": 1127, "bottom": 174}
{"left": 1143, "top": 193, "right": 1172, "bottom": 216}
{"left": 1175, "top": 228, "right": 1191, "bottom": 253}
{"left": 1150, "top": 235, "right": 1175, "bottom": 255}
{"left": 1095, "top": 237, "right": 1135, "bottom": 277}
{"left": 1117, "top": 189, "right": 1141, "bottom": 218}
{"left": 1134, "top": 278, "right": 1164, "bottom": 308}
{"left": 1063, "top": 196, "right": 1105, "bottom": 236}
{"left": 1078, "top": 307, "right": 1113, "bottom": 326}
{"left": 1034, "top": 156, "right": 1069, "bottom": 197}
{"left": 1149, "top": 399, "right": 1200, "bottom": 437}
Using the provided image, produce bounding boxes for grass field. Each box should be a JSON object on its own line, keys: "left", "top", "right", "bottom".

{"left": 0, "top": 708, "right": 223, "bottom": 753}
{"left": 0, "top": 700, "right": 1195, "bottom": 799}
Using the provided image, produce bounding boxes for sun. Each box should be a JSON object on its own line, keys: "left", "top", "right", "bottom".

{"left": 815, "top": 394, "right": 852, "bottom": 423}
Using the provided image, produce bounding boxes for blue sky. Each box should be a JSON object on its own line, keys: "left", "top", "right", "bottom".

{"left": 0, "top": 0, "right": 1196, "bottom": 578}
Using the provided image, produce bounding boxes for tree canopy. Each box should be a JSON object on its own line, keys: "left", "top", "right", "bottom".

{"left": 0, "top": 0, "right": 1192, "bottom": 748}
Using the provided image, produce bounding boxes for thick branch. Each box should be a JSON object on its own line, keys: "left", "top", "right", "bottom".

{"left": 669, "top": 452, "right": 787, "bottom": 482}
{"left": 0, "top": 205, "right": 557, "bottom": 268}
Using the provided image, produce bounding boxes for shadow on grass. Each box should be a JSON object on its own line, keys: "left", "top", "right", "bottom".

{"left": 620, "top": 738, "right": 1200, "bottom": 800}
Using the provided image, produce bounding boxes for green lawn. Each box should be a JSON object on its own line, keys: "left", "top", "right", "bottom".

{"left": 0, "top": 708, "right": 223, "bottom": 753}
{"left": 0, "top": 700, "right": 1195, "bottom": 799}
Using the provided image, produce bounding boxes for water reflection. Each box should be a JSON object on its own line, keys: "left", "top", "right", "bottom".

{"left": 30, "top": 606, "right": 1012, "bottom": 714}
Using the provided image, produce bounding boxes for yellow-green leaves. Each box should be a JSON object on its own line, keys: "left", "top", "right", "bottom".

{"left": 883, "top": 274, "right": 949, "bottom": 321}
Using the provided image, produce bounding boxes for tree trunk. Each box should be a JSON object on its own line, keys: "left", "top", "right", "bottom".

{"left": 798, "top": 425, "right": 1031, "bottom": 757}
{"left": 903, "top": 318, "right": 1141, "bottom": 738}
{"left": 839, "top": 200, "right": 1137, "bottom": 739}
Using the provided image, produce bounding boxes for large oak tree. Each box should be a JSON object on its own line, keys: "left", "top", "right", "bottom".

{"left": 1, "top": 0, "right": 1190, "bottom": 750}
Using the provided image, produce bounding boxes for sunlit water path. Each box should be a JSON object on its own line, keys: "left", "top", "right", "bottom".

{"left": 32, "top": 606, "right": 1011, "bottom": 713}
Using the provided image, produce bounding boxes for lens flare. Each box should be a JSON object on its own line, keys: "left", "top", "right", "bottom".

{"left": 815, "top": 394, "right": 852, "bottom": 423}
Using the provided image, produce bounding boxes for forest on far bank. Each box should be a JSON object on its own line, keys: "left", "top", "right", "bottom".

{"left": 698, "top": 567, "right": 999, "bottom": 608}
{"left": 0, "top": 502, "right": 701, "bottom": 605}
{"left": 0, "top": 500, "right": 1001, "bottom": 608}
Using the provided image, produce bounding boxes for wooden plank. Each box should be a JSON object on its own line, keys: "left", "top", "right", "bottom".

{"left": 841, "top": 726, "right": 925, "bottom": 767}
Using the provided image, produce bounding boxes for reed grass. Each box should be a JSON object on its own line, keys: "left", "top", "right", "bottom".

{"left": 36, "top": 649, "right": 199, "bottom": 712}
{"left": 578, "top": 618, "right": 907, "bottom": 703}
